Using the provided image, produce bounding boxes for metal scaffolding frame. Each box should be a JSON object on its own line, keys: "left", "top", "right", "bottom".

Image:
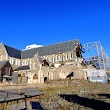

{"left": 82, "top": 41, "right": 110, "bottom": 71}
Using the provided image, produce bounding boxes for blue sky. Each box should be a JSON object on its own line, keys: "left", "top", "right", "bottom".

{"left": 0, "top": 0, "right": 110, "bottom": 55}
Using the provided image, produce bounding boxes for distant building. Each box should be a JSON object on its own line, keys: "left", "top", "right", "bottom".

{"left": 25, "top": 44, "right": 43, "bottom": 50}
{"left": 0, "top": 39, "right": 82, "bottom": 84}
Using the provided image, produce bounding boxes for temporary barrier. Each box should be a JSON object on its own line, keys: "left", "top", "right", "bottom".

{"left": 87, "top": 70, "right": 107, "bottom": 77}
{"left": 86, "top": 70, "right": 108, "bottom": 84}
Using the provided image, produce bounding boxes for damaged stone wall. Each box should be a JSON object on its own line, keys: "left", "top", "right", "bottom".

{"left": 49, "top": 62, "right": 86, "bottom": 80}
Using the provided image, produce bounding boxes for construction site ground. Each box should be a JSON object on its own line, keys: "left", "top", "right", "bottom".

{"left": 0, "top": 79, "right": 110, "bottom": 110}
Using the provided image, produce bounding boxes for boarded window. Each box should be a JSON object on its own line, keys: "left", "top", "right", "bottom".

{"left": 71, "top": 53, "right": 73, "bottom": 59}
{"left": 56, "top": 55, "right": 59, "bottom": 61}
{"left": 66, "top": 54, "right": 69, "bottom": 60}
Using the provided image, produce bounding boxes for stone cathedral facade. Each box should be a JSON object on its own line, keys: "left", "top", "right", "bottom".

{"left": 0, "top": 39, "right": 83, "bottom": 84}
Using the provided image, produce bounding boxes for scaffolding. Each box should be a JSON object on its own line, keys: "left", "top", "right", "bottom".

{"left": 82, "top": 41, "right": 110, "bottom": 71}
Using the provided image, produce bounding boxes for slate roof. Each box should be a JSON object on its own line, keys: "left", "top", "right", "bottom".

{"left": 0, "top": 60, "right": 8, "bottom": 70}
{"left": 14, "top": 65, "right": 30, "bottom": 71}
{"left": 4, "top": 45, "right": 21, "bottom": 59}
{"left": 22, "top": 39, "right": 79, "bottom": 59}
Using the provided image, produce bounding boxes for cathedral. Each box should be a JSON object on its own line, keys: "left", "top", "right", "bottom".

{"left": 0, "top": 39, "right": 85, "bottom": 84}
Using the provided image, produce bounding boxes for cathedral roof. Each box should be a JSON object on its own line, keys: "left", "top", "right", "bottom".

{"left": 4, "top": 45, "right": 21, "bottom": 59}
{"left": 21, "top": 39, "right": 79, "bottom": 59}
{"left": 1, "top": 39, "right": 79, "bottom": 59}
